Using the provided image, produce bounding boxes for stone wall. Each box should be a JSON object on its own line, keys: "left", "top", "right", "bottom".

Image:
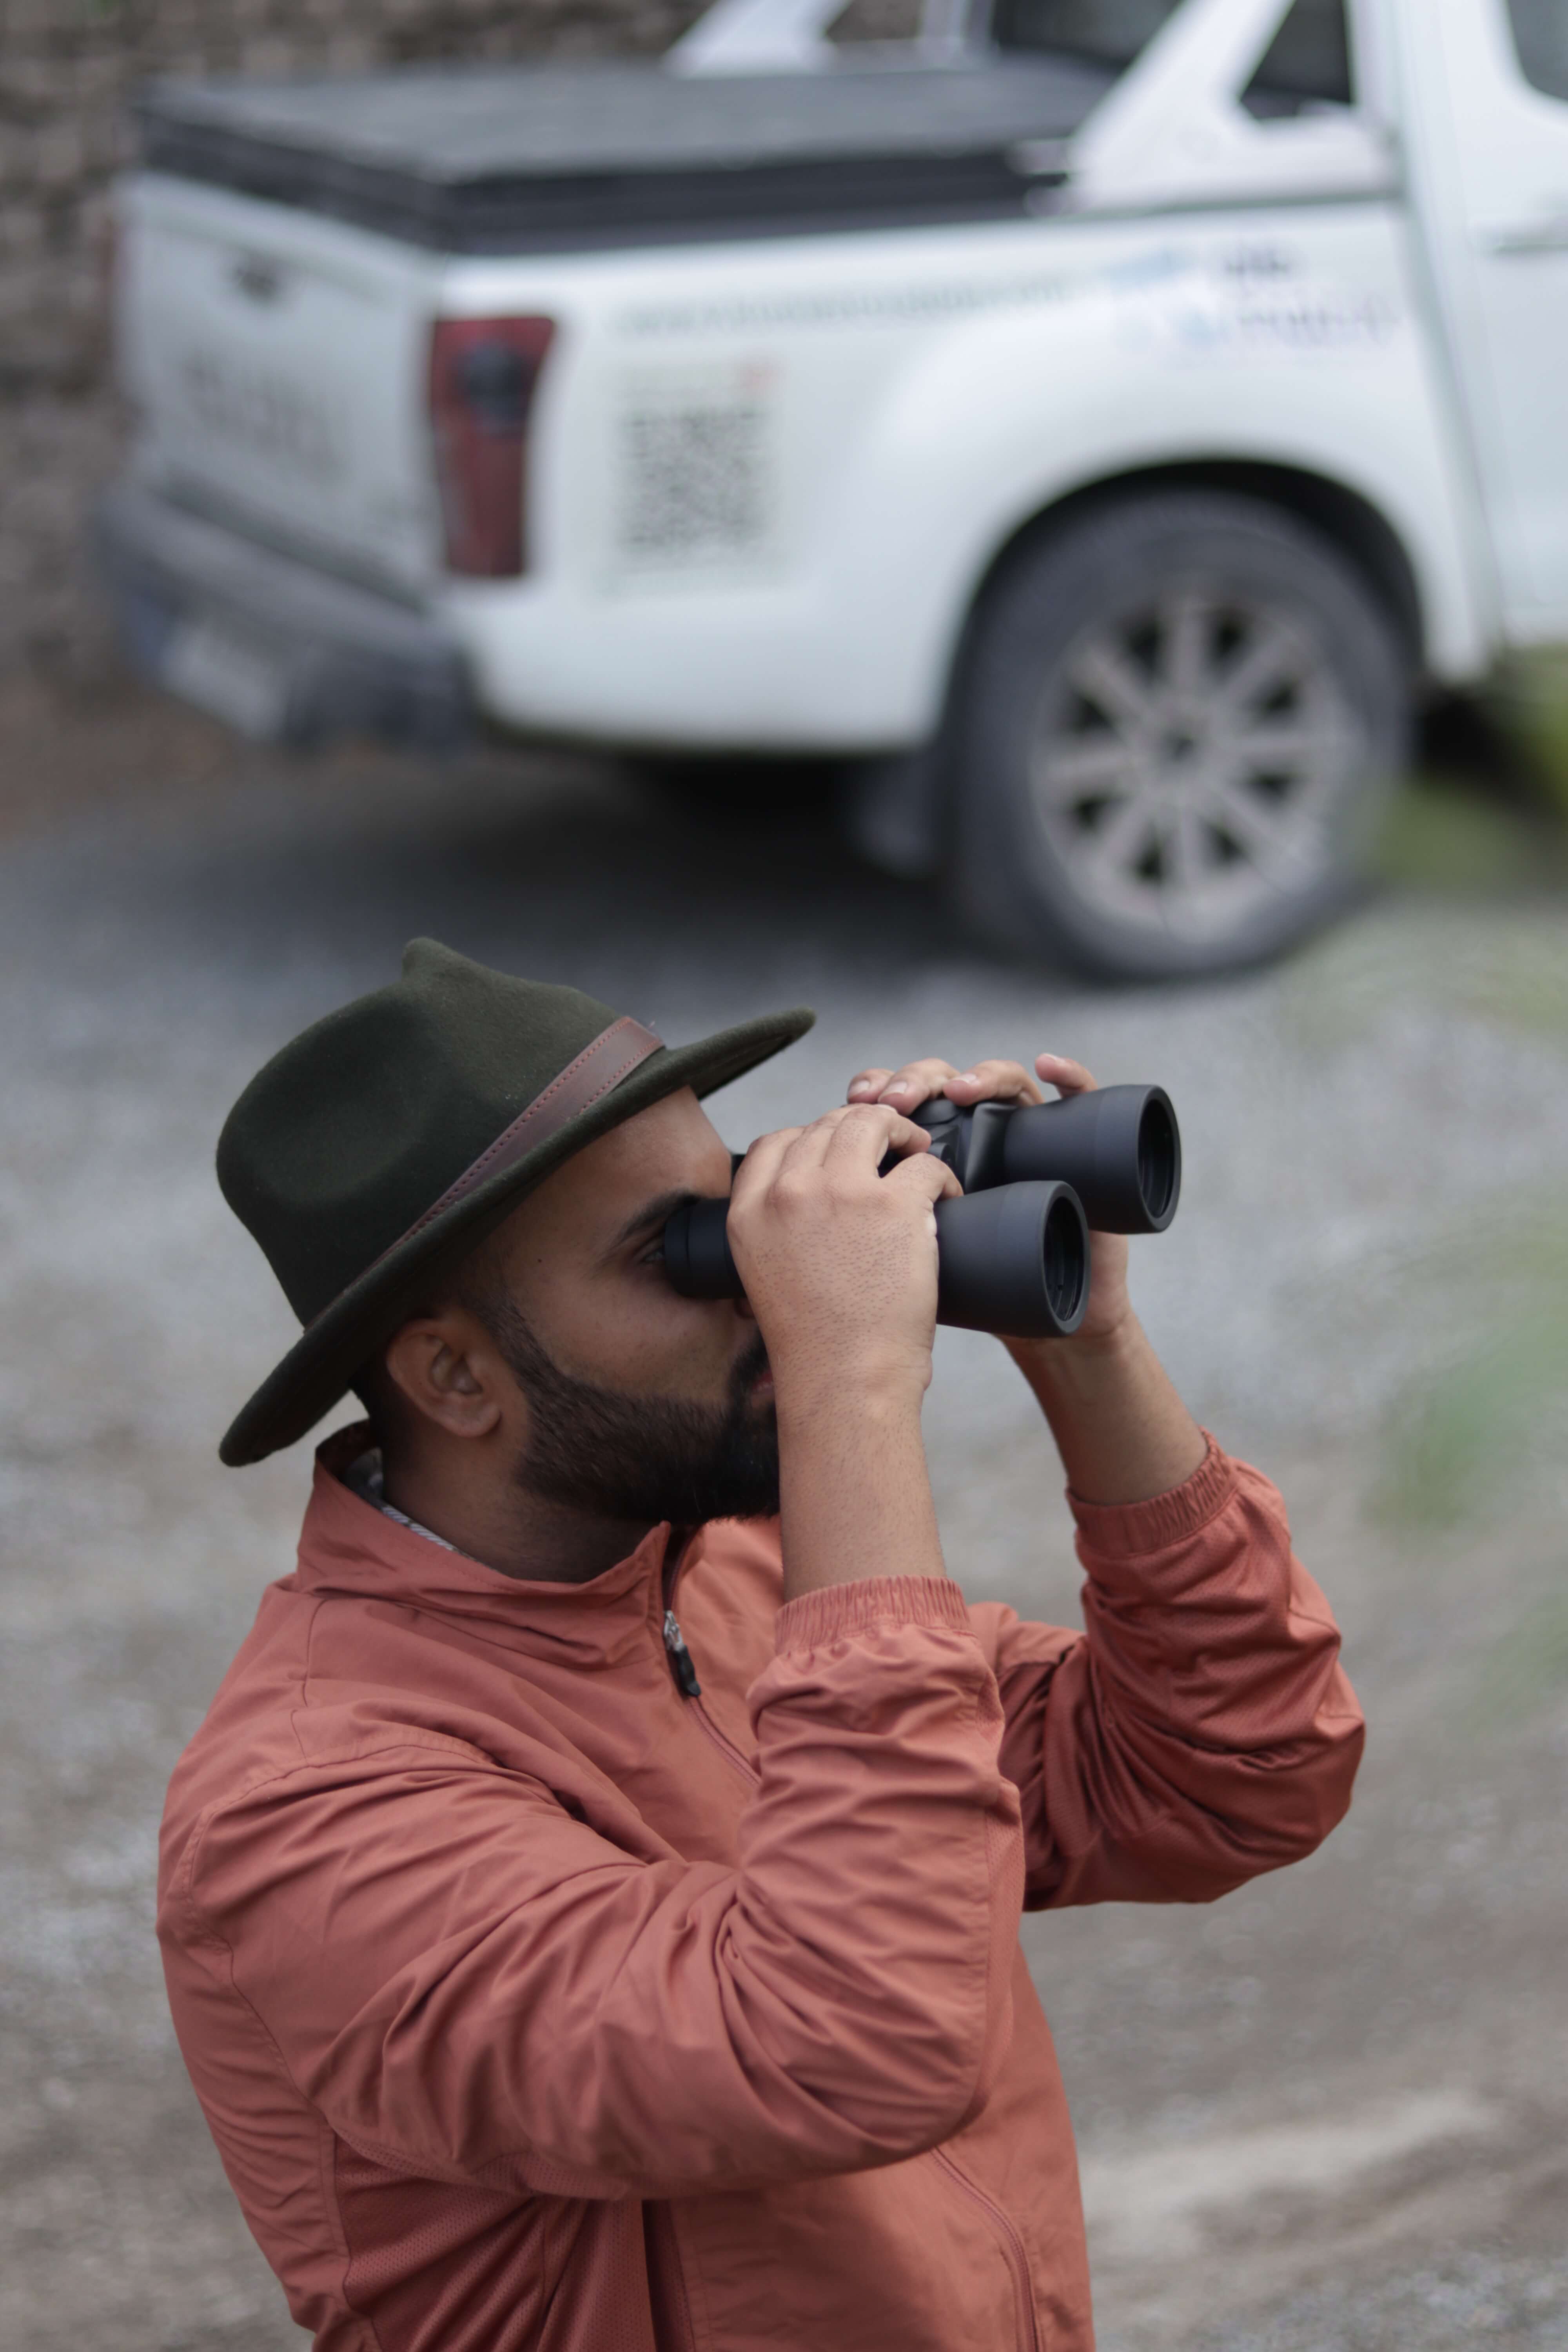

{"left": 0, "top": 0, "right": 728, "bottom": 402}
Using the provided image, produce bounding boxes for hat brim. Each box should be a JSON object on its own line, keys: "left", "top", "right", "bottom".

{"left": 219, "top": 1006, "right": 813, "bottom": 1466}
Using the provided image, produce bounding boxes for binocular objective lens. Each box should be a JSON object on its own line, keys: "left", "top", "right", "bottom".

{"left": 1043, "top": 1195, "right": 1087, "bottom": 1326}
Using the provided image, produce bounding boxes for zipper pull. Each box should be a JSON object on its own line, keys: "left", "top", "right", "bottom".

{"left": 663, "top": 1608, "right": 702, "bottom": 1698}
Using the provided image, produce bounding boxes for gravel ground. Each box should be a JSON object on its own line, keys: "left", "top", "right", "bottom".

{"left": 1, "top": 687, "right": 1565, "bottom": 2351}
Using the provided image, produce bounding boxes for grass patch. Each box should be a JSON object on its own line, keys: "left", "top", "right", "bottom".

{"left": 1377, "top": 1310, "right": 1568, "bottom": 1531}
{"left": 1284, "top": 888, "right": 1568, "bottom": 1054}
{"left": 1485, "top": 649, "right": 1568, "bottom": 822}
{"left": 1371, "top": 673, "right": 1568, "bottom": 901}
{"left": 1465, "top": 1591, "right": 1568, "bottom": 1735}
{"left": 1374, "top": 776, "right": 1546, "bottom": 894}
{"left": 1374, "top": 1205, "right": 1568, "bottom": 1535}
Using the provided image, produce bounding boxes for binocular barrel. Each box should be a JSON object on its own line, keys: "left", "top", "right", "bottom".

{"left": 662, "top": 1181, "right": 1091, "bottom": 1341}
{"left": 914, "top": 1084, "right": 1180, "bottom": 1236}
{"left": 935, "top": 1182, "right": 1089, "bottom": 1338}
{"left": 661, "top": 1081, "right": 1176, "bottom": 1341}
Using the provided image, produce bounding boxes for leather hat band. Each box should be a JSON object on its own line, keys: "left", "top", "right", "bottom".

{"left": 351, "top": 1013, "right": 664, "bottom": 1303}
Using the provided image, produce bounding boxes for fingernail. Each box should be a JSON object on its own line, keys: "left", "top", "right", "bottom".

{"left": 956, "top": 1072, "right": 980, "bottom": 1087}
{"left": 849, "top": 1080, "right": 872, "bottom": 1097}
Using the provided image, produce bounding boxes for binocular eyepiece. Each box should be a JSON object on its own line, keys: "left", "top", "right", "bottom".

{"left": 662, "top": 1084, "right": 1180, "bottom": 1342}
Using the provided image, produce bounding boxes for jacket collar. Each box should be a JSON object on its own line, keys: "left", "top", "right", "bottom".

{"left": 292, "top": 1425, "right": 687, "bottom": 1670}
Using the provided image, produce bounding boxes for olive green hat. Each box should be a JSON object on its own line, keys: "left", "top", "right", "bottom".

{"left": 216, "top": 938, "right": 813, "bottom": 1465}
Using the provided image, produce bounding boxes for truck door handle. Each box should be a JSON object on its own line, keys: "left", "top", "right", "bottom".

{"left": 1483, "top": 214, "right": 1568, "bottom": 256}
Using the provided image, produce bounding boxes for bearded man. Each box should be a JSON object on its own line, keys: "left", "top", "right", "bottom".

{"left": 158, "top": 938, "right": 1363, "bottom": 2352}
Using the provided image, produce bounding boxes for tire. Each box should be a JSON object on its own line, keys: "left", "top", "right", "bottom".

{"left": 947, "top": 491, "right": 1412, "bottom": 979}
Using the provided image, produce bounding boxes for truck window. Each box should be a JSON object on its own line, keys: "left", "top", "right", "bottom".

{"left": 993, "top": 0, "right": 1353, "bottom": 115}
{"left": 1506, "top": 0, "right": 1568, "bottom": 102}
{"left": 988, "top": 0, "right": 1183, "bottom": 70}
{"left": 1241, "top": 0, "right": 1352, "bottom": 117}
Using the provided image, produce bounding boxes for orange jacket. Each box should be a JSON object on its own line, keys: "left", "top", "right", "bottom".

{"left": 158, "top": 1428, "right": 1362, "bottom": 2352}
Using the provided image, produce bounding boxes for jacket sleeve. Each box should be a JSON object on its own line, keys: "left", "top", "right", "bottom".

{"left": 968, "top": 1437, "right": 1364, "bottom": 1908}
{"left": 165, "top": 1577, "right": 1023, "bottom": 2201}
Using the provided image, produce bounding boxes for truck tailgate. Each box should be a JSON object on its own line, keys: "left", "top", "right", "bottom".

{"left": 119, "top": 175, "right": 440, "bottom": 593}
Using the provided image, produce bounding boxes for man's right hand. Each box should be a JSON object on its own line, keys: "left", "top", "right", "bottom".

{"left": 728, "top": 1105, "right": 960, "bottom": 1599}
{"left": 727, "top": 1105, "right": 961, "bottom": 1423}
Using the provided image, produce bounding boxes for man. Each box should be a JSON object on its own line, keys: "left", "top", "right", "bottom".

{"left": 160, "top": 937, "right": 1363, "bottom": 2352}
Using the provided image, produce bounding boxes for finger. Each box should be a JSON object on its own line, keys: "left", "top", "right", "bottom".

{"left": 864, "top": 1058, "right": 960, "bottom": 1111}
{"left": 732, "top": 1126, "right": 804, "bottom": 1197}
{"left": 884, "top": 1149, "right": 963, "bottom": 1204}
{"left": 773, "top": 1103, "right": 928, "bottom": 1178}
{"left": 1035, "top": 1053, "right": 1098, "bottom": 1099}
{"left": 942, "top": 1058, "right": 1044, "bottom": 1107}
{"left": 817, "top": 1103, "right": 933, "bottom": 1167}
{"left": 846, "top": 1067, "right": 894, "bottom": 1102}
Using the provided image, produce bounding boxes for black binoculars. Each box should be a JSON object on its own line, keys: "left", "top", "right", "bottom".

{"left": 662, "top": 1085, "right": 1180, "bottom": 1341}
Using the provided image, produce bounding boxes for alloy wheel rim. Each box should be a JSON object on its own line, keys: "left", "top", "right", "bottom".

{"left": 1027, "top": 583, "right": 1363, "bottom": 942}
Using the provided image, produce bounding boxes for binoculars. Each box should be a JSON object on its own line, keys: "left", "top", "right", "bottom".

{"left": 662, "top": 1085, "right": 1180, "bottom": 1340}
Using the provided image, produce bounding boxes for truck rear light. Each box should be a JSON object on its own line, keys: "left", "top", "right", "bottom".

{"left": 428, "top": 316, "right": 555, "bottom": 578}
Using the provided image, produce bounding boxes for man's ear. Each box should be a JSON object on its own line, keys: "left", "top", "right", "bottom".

{"left": 382, "top": 1312, "right": 508, "bottom": 1443}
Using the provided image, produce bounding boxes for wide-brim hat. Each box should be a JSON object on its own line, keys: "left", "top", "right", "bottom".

{"left": 216, "top": 938, "right": 813, "bottom": 1465}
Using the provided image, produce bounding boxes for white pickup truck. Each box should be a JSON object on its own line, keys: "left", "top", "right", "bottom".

{"left": 100, "top": 0, "right": 1568, "bottom": 976}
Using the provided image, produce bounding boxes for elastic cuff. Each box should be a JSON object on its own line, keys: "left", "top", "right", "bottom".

{"left": 1067, "top": 1432, "right": 1237, "bottom": 1560}
{"left": 776, "top": 1575, "right": 971, "bottom": 1655}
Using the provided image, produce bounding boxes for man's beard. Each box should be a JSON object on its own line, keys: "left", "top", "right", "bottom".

{"left": 477, "top": 1292, "right": 780, "bottom": 1526}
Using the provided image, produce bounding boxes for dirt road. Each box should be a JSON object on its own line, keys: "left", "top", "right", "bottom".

{"left": 2, "top": 690, "right": 1564, "bottom": 2350}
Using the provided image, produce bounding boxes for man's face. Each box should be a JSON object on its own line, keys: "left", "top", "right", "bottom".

{"left": 466, "top": 1087, "right": 778, "bottom": 1524}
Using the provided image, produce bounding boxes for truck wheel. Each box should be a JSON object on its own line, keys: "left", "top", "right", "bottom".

{"left": 949, "top": 492, "right": 1410, "bottom": 978}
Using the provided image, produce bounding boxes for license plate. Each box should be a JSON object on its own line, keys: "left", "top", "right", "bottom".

{"left": 162, "top": 615, "right": 290, "bottom": 740}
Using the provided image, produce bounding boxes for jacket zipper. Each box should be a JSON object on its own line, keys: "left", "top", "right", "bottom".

{"left": 932, "top": 2147, "right": 1040, "bottom": 2352}
{"left": 690, "top": 1687, "right": 760, "bottom": 1783}
{"left": 663, "top": 1606, "right": 761, "bottom": 1784}
{"left": 661, "top": 1529, "right": 704, "bottom": 1697}
{"left": 662, "top": 1607, "right": 702, "bottom": 1697}
{"left": 661, "top": 1535, "right": 762, "bottom": 1784}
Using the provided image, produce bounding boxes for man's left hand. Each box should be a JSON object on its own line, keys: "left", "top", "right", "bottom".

{"left": 845, "top": 1053, "right": 1132, "bottom": 1348}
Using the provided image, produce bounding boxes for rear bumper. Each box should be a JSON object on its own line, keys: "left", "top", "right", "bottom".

{"left": 94, "top": 481, "right": 475, "bottom": 749}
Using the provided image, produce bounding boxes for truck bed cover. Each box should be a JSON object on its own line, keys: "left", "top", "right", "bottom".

{"left": 134, "top": 57, "right": 1111, "bottom": 253}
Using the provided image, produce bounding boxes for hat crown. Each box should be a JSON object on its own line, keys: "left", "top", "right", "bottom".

{"left": 218, "top": 940, "right": 622, "bottom": 1323}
